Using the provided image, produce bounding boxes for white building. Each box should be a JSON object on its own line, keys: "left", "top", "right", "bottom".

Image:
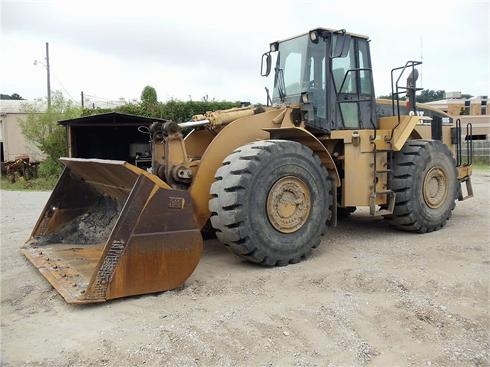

{"left": 0, "top": 100, "right": 46, "bottom": 163}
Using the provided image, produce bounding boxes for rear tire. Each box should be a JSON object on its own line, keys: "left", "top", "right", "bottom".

{"left": 387, "top": 140, "right": 457, "bottom": 233}
{"left": 209, "top": 140, "right": 333, "bottom": 266}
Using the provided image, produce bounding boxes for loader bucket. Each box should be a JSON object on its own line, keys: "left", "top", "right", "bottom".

{"left": 22, "top": 158, "right": 203, "bottom": 304}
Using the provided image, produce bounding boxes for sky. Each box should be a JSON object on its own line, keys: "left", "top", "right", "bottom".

{"left": 1, "top": 0, "right": 489, "bottom": 105}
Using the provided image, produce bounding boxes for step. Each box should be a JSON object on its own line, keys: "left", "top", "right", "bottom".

{"left": 369, "top": 190, "right": 396, "bottom": 216}
{"left": 375, "top": 208, "right": 394, "bottom": 216}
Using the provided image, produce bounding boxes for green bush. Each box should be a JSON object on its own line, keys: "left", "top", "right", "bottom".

{"left": 82, "top": 98, "right": 242, "bottom": 122}
{"left": 38, "top": 159, "right": 63, "bottom": 178}
{"left": 21, "top": 91, "right": 81, "bottom": 174}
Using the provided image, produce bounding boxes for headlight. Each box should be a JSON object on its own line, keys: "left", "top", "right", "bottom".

{"left": 309, "top": 31, "right": 318, "bottom": 43}
{"left": 301, "top": 93, "right": 309, "bottom": 104}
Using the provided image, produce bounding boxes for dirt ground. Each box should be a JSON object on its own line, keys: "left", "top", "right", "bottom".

{"left": 1, "top": 171, "right": 489, "bottom": 367}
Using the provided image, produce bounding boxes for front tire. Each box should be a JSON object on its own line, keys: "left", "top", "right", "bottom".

{"left": 209, "top": 140, "right": 333, "bottom": 266}
{"left": 387, "top": 140, "right": 457, "bottom": 233}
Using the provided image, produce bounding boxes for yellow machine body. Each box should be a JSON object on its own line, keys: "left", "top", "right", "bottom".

{"left": 23, "top": 28, "right": 473, "bottom": 303}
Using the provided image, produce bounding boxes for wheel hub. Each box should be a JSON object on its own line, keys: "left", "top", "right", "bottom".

{"left": 423, "top": 167, "right": 448, "bottom": 209}
{"left": 266, "top": 176, "right": 311, "bottom": 233}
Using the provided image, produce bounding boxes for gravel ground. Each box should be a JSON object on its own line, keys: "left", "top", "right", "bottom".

{"left": 1, "top": 171, "right": 489, "bottom": 367}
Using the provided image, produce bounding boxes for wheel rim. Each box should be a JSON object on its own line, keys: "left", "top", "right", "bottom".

{"left": 266, "top": 176, "right": 311, "bottom": 233}
{"left": 423, "top": 167, "right": 448, "bottom": 209}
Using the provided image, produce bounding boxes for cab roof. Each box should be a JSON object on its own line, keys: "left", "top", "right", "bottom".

{"left": 272, "top": 27, "right": 370, "bottom": 44}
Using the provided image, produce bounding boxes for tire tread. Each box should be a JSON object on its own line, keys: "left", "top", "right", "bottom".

{"left": 209, "top": 140, "right": 333, "bottom": 266}
{"left": 386, "top": 140, "right": 457, "bottom": 233}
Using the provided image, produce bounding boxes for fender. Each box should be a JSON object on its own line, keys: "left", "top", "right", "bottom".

{"left": 263, "top": 126, "right": 341, "bottom": 187}
{"left": 379, "top": 115, "right": 421, "bottom": 151}
{"left": 189, "top": 108, "right": 286, "bottom": 228}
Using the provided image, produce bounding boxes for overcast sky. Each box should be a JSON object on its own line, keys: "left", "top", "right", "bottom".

{"left": 1, "top": 0, "right": 488, "bottom": 105}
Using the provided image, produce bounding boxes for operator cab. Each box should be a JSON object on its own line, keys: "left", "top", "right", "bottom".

{"left": 261, "top": 28, "right": 376, "bottom": 132}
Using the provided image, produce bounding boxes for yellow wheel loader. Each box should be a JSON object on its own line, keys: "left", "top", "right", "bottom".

{"left": 22, "top": 28, "right": 474, "bottom": 303}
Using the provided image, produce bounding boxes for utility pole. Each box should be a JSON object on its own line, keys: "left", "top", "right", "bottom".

{"left": 46, "top": 42, "right": 51, "bottom": 109}
{"left": 81, "top": 91, "right": 85, "bottom": 108}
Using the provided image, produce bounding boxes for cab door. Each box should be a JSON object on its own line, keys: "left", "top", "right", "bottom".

{"left": 331, "top": 37, "right": 376, "bottom": 130}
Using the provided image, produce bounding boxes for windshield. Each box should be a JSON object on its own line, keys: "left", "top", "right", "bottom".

{"left": 272, "top": 35, "right": 309, "bottom": 102}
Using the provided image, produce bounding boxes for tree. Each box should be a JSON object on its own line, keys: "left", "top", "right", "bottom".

{"left": 140, "top": 86, "right": 158, "bottom": 116}
{"left": 377, "top": 93, "right": 406, "bottom": 101}
{"left": 21, "top": 91, "right": 81, "bottom": 176}
{"left": 141, "top": 86, "right": 158, "bottom": 105}
{"left": 1, "top": 93, "right": 24, "bottom": 100}
{"left": 416, "top": 89, "right": 445, "bottom": 103}
{"left": 82, "top": 92, "right": 242, "bottom": 122}
{"left": 10, "top": 93, "right": 23, "bottom": 100}
{"left": 379, "top": 89, "right": 447, "bottom": 103}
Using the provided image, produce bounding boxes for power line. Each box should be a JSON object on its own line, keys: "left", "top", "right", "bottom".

{"left": 82, "top": 93, "right": 129, "bottom": 108}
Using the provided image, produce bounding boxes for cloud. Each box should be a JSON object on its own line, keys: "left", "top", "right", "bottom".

{"left": 2, "top": 0, "right": 488, "bottom": 102}
{"left": 2, "top": 1, "right": 269, "bottom": 70}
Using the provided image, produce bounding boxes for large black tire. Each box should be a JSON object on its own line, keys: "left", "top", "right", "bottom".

{"left": 387, "top": 139, "right": 457, "bottom": 233}
{"left": 209, "top": 140, "right": 333, "bottom": 266}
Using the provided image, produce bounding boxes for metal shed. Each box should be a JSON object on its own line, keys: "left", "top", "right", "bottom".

{"left": 59, "top": 112, "right": 165, "bottom": 168}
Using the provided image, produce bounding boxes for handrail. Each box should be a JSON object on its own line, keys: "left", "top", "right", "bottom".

{"left": 466, "top": 123, "right": 473, "bottom": 165}
{"left": 390, "top": 61, "right": 423, "bottom": 120}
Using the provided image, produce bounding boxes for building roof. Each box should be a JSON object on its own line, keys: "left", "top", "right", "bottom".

{"left": 58, "top": 112, "right": 166, "bottom": 126}
{"left": 0, "top": 99, "right": 46, "bottom": 114}
{"left": 424, "top": 99, "right": 465, "bottom": 107}
{"left": 425, "top": 95, "right": 488, "bottom": 106}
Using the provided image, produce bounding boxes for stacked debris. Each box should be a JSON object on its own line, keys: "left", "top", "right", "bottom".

{"left": 4, "top": 156, "right": 40, "bottom": 182}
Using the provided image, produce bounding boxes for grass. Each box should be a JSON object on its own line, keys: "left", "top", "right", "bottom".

{"left": 472, "top": 162, "right": 490, "bottom": 172}
{"left": 1, "top": 175, "right": 58, "bottom": 191}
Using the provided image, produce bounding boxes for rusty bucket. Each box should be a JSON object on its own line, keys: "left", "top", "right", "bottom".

{"left": 22, "top": 158, "right": 203, "bottom": 303}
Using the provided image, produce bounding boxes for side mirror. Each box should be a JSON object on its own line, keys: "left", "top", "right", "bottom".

{"left": 261, "top": 52, "right": 271, "bottom": 77}
{"left": 331, "top": 33, "right": 351, "bottom": 58}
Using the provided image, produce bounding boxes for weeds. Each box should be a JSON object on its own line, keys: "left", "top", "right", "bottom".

{"left": 1, "top": 176, "right": 58, "bottom": 191}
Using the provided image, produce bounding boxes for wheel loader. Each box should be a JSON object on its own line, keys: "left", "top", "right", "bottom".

{"left": 22, "top": 28, "right": 474, "bottom": 303}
